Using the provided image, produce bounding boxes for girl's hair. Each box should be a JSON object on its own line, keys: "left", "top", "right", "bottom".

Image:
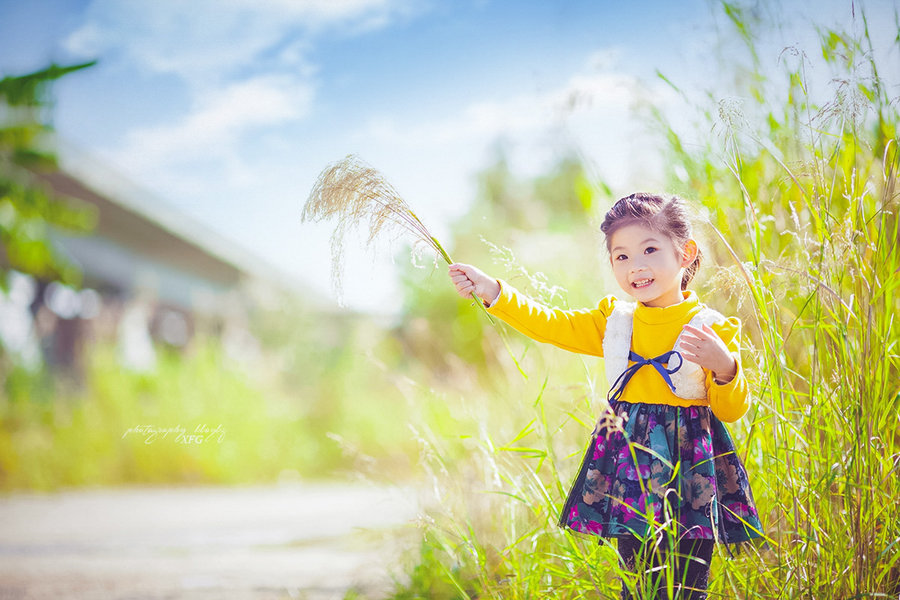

{"left": 600, "top": 192, "right": 701, "bottom": 290}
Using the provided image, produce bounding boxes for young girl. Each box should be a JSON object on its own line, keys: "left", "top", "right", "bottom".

{"left": 448, "top": 193, "right": 762, "bottom": 599}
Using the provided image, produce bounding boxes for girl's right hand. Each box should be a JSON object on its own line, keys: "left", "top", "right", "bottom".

{"left": 448, "top": 263, "right": 501, "bottom": 304}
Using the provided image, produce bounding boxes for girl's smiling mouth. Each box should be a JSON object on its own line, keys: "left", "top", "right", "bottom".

{"left": 632, "top": 278, "right": 654, "bottom": 289}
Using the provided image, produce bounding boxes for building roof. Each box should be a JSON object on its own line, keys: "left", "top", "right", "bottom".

{"left": 23, "top": 138, "right": 330, "bottom": 311}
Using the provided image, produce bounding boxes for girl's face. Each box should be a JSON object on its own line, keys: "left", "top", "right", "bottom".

{"left": 608, "top": 223, "right": 697, "bottom": 308}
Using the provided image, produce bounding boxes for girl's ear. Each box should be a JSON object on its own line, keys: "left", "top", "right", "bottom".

{"left": 681, "top": 239, "right": 698, "bottom": 266}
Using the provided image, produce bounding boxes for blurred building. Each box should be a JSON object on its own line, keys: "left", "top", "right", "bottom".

{"left": 0, "top": 140, "right": 316, "bottom": 379}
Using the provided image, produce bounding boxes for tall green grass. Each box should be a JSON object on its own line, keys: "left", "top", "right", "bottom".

{"left": 387, "top": 4, "right": 899, "bottom": 599}
{"left": 655, "top": 5, "right": 900, "bottom": 596}
{"left": 0, "top": 304, "right": 422, "bottom": 490}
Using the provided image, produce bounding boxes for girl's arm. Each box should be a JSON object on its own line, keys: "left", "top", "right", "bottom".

{"left": 449, "top": 263, "right": 614, "bottom": 357}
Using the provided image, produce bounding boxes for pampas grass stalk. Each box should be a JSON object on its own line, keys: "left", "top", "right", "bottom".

{"left": 303, "top": 154, "right": 527, "bottom": 377}
{"left": 302, "top": 154, "right": 453, "bottom": 297}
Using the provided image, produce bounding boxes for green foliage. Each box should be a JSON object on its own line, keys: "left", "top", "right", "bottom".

{"left": 0, "top": 61, "right": 98, "bottom": 292}
{"left": 3, "top": 339, "right": 266, "bottom": 489}
{"left": 0, "top": 62, "right": 97, "bottom": 107}
{"left": 395, "top": 148, "right": 612, "bottom": 390}
{"left": 386, "top": 3, "right": 900, "bottom": 599}
{"left": 391, "top": 539, "right": 482, "bottom": 600}
{"left": 0, "top": 321, "right": 423, "bottom": 490}
{"left": 1, "top": 6, "right": 897, "bottom": 599}
{"left": 0, "top": 61, "right": 96, "bottom": 164}
{"left": 386, "top": 152, "right": 626, "bottom": 597}
{"left": 650, "top": 6, "right": 900, "bottom": 594}
{"left": 0, "top": 176, "right": 95, "bottom": 287}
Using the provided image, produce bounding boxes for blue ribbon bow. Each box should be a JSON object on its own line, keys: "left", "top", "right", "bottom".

{"left": 607, "top": 349, "right": 684, "bottom": 402}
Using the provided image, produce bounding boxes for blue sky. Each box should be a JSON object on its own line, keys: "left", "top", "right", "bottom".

{"left": 1, "top": 0, "right": 897, "bottom": 313}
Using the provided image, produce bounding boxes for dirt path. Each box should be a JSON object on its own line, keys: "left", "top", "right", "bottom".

{"left": 0, "top": 482, "right": 420, "bottom": 599}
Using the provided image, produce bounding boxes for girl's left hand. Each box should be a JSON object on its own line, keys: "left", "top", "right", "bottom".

{"left": 679, "top": 324, "right": 737, "bottom": 383}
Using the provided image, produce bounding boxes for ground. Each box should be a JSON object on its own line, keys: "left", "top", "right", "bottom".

{"left": 0, "top": 482, "right": 420, "bottom": 599}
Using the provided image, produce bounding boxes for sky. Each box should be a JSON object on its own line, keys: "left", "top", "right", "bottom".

{"left": 1, "top": 0, "right": 897, "bottom": 314}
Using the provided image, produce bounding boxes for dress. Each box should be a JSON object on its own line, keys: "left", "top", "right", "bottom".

{"left": 485, "top": 281, "right": 764, "bottom": 546}
{"left": 558, "top": 400, "right": 762, "bottom": 544}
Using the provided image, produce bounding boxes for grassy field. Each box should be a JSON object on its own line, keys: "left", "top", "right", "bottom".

{"left": 385, "top": 5, "right": 900, "bottom": 599}
{"left": 1, "top": 2, "right": 897, "bottom": 599}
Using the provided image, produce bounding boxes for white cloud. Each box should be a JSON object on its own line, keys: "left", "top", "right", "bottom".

{"left": 349, "top": 54, "right": 685, "bottom": 215}
{"left": 115, "top": 75, "right": 312, "bottom": 182}
{"left": 240, "top": 0, "right": 423, "bottom": 30}
{"left": 364, "top": 64, "right": 644, "bottom": 145}
{"left": 586, "top": 48, "right": 624, "bottom": 72}
{"left": 63, "top": 0, "right": 422, "bottom": 197}
{"left": 63, "top": 0, "right": 427, "bottom": 192}
{"left": 64, "top": 0, "right": 423, "bottom": 83}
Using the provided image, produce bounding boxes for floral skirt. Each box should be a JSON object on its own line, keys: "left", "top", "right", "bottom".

{"left": 558, "top": 400, "right": 763, "bottom": 545}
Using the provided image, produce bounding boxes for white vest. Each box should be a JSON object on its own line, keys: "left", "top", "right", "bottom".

{"left": 602, "top": 300, "right": 726, "bottom": 400}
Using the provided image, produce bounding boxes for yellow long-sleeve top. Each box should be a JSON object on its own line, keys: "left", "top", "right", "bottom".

{"left": 486, "top": 279, "right": 751, "bottom": 423}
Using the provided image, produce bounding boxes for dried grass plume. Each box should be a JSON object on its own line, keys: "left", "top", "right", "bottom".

{"left": 302, "top": 154, "right": 452, "bottom": 302}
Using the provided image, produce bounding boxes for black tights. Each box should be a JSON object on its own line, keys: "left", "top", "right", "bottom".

{"left": 617, "top": 535, "right": 714, "bottom": 600}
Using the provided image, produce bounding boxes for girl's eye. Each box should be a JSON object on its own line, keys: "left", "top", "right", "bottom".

{"left": 644, "top": 247, "right": 657, "bottom": 254}
{"left": 615, "top": 254, "right": 627, "bottom": 261}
